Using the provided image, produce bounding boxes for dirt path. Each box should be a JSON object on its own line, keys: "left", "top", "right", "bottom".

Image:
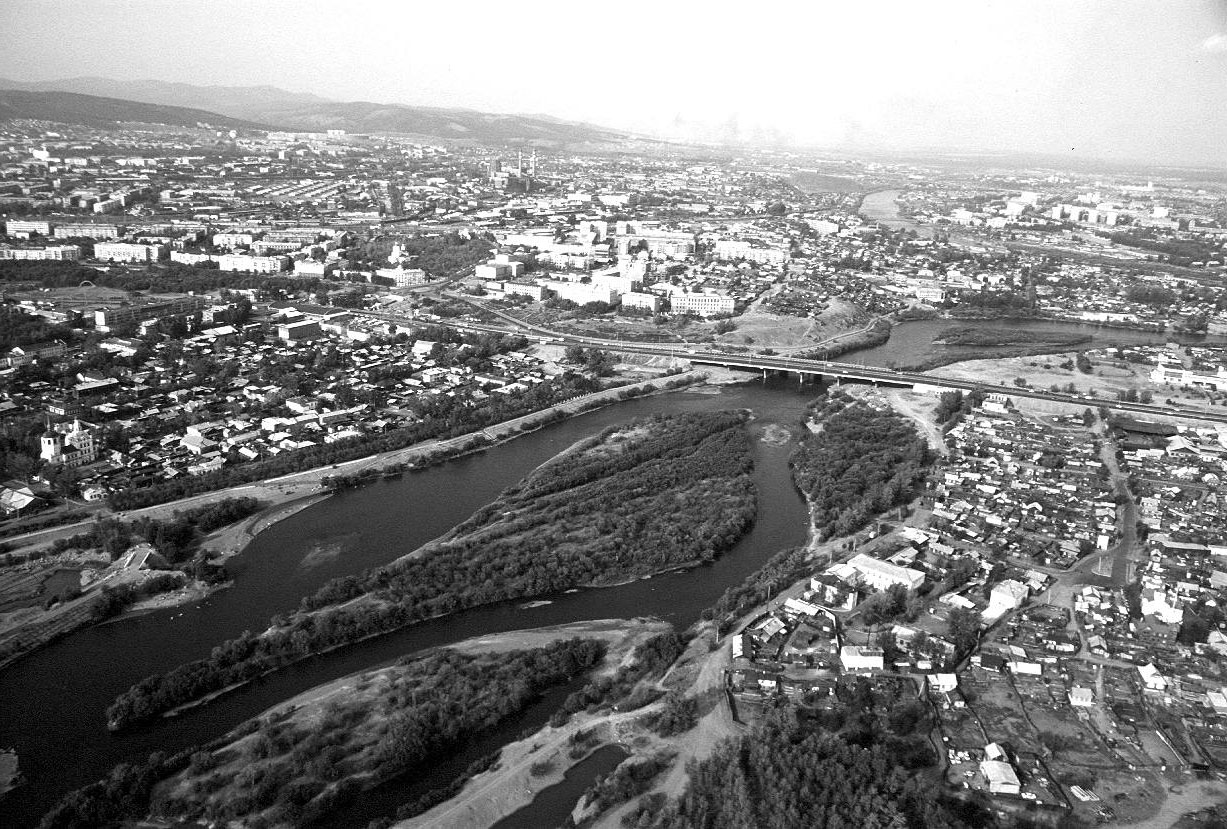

{"left": 880, "top": 389, "right": 947, "bottom": 455}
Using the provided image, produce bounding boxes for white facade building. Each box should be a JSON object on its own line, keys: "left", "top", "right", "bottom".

{"left": 847, "top": 553, "right": 924, "bottom": 592}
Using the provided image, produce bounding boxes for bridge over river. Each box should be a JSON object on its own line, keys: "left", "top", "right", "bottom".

{"left": 360, "top": 306, "right": 1227, "bottom": 426}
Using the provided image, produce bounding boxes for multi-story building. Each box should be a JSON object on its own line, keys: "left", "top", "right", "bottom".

{"left": 294, "top": 259, "right": 336, "bottom": 278}
{"left": 212, "top": 232, "right": 258, "bottom": 248}
{"left": 4, "top": 219, "right": 52, "bottom": 236}
{"left": 1150, "top": 362, "right": 1227, "bottom": 392}
{"left": 94, "top": 242, "right": 167, "bottom": 263}
{"left": 713, "top": 240, "right": 788, "bottom": 265}
{"left": 543, "top": 280, "right": 617, "bottom": 306}
{"left": 278, "top": 320, "right": 321, "bottom": 341}
{"left": 670, "top": 292, "right": 735, "bottom": 317}
{"left": 620, "top": 291, "right": 662, "bottom": 313}
{"left": 847, "top": 553, "right": 925, "bottom": 592}
{"left": 40, "top": 420, "right": 99, "bottom": 468}
{"left": 374, "top": 266, "right": 427, "bottom": 286}
{"left": 52, "top": 223, "right": 122, "bottom": 240}
{"left": 94, "top": 296, "right": 208, "bottom": 331}
{"left": 0, "top": 245, "right": 82, "bottom": 261}
{"left": 170, "top": 251, "right": 214, "bottom": 266}
{"left": 217, "top": 254, "right": 289, "bottom": 273}
{"left": 7, "top": 340, "right": 69, "bottom": 366}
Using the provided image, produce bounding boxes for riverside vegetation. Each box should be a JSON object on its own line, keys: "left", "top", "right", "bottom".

{"left": 790, "top": 390, "right": 933, "bottom": 541}
{"left": 39, "top": 639, "right": 606, "bottom": 829}
{"left": 105, "top": 411, "right": 758, "bottom": 729}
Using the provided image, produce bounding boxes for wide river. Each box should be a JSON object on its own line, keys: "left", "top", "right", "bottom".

{"left": 0, "top": 318, "right": 1215, "bottom": 826}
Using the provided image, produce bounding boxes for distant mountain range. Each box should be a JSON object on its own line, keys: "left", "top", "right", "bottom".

{"left": 0, "top": 76, "right": 630, "bottom": 146}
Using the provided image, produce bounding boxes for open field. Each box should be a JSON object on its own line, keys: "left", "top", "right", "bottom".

{"left": 928, "top": 352, "right": 1226, "bottom": 421}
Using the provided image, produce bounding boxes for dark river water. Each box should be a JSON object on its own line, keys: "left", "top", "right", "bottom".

{"left": 1, "top": 313, "right": 1219, "bottom": 827}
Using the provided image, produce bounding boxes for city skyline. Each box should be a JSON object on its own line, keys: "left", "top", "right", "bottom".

{"left": 2, "top": 0, "right": 1227, "bottom": 167}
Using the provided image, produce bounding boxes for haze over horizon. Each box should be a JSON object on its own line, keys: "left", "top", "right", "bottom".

{"left": 2, "top": 0, "right": 1226, "bottom": 167}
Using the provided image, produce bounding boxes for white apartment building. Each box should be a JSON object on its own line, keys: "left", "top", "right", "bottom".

{"left": 4, "top": 220, "right": 52, "bottom": 235}
{"left": 0, "top": 245, "right": 81, "bottom": 261}
{"left": 375, "top": 266, "right": 428, "bottom": 287}
{"left": 213, "top": 232, "right": 258, "bottom": 248}
{"left": 95, "top": 242, "right": 167, "bottom": 263}
{"left": 670, "top": 293, "right": 735, "bottom": 317}
{"left": 847, "top": 553, "right": 925, "bottom": 592}
{"left": 52, "top": 223, "right": 122, "bottom": 240}
{"left": 713, "top": 240, "right": 788, "bottom": 265}
{"left": 170, "top": 251, "right": 214, "bottom": 266}
{"left": 621, "top": 291, "right": 662, "bottom": 313}
{"left": 543, "top": 280, "right": 617, "bottom": 306}
{"left": 217, "top": 254, "right": 289, "bottom": 273}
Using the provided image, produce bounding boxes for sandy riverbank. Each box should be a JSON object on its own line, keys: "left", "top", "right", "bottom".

{"left": 394, "top": 620, "right": 674, "bottom": 829}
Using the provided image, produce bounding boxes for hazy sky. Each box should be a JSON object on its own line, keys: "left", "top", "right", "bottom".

{"left": 2, "top": 0, "right": 1227, "bottom": 166}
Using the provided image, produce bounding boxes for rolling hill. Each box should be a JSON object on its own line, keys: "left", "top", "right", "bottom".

{"left": 0, "top": 89, "right": 267, "bottom": 130}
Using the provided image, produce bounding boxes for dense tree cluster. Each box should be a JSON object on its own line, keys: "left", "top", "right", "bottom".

{"left": 0, "top": 305, "right": 77, "bottom": 350}
{"left": 640, "top": 704, "right": 989, "bottom": 829}
{"left": 0, "top": 259, "right": 316, "bottom": 295}
{"left": 48, "top": 497, "right": 263, "bottom": 565}
{"left": 934, "top": 325, "right": 1089, "bottom": 348}
{"left": 954, "top": 289, "right": 1037, "bottom": 314}
{"left": 644, "top": 693, "right": 700, "bottom": 737}
{"left": 378, "top": 232, "right": 493, "bottom": 277}
{"left": 38, "top": 748, "right": 196, "bottom": 829}
{"left": 932, "top": 390, "right": 986, "bottom": 433}
{"left": 582, "top": 754, "right": 669, "bottom": 817}
{"left": 106, "top": 413, "right": 756, "bottom": 729}
{"left": 44, "top": 639, "right": 605, "bottom": 829}
{"left": 791, "top": 393, "right": 932, "bottom": 540}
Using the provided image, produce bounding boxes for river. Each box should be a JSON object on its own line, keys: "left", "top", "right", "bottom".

{"left": 851, "top": 318, "right": 1227, "bottom": 370}
{"left": 859, "top": 188, "right": 913, "bottom": 231}
{"left": 859, "top": 188, "right": 1006, "bottom": 251}
{"left": 0, "top": 380, "right": 815, "bottom": 827}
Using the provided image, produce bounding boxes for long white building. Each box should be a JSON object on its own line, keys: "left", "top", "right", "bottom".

{"left": 671, "top": 292, "right": 735, "bottom": 317}
{"left": 847, "top": 553, "right": 925, "bottom": 592}
{"left": 0, "top": 245, "right": 81, "bottom": 261}
{"left": 217, "top": 254, "right": 289, "bottom": 273}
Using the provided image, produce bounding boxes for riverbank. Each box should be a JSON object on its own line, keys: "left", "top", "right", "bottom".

{"left": 141, "top": 619, "right": 668, "bottom": 829}
{"left": 398, "top": 621, "right": 712, "bottom": 829}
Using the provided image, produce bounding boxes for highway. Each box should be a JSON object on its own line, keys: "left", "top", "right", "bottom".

{"left": 362, "top": 305, "right": 1227, "bottom": 426}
